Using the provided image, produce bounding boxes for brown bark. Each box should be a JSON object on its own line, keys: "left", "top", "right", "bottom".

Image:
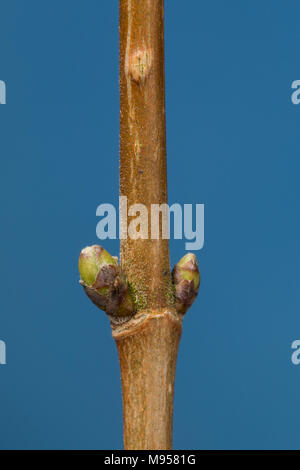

{"left": 117, "top": 0, "right": 182, "bottom": 450}
{"left": 113, "top": 311, "right": 181, "bottom": 450}
{"left": 119, "top": 0, "right": 170, "bottom": 309}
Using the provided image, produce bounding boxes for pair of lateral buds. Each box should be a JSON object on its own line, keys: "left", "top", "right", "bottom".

{"left": 78, "top": 245, "right": 200, "bottom": 324}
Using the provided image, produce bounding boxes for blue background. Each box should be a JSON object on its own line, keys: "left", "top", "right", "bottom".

{"left": 0, "top": 0, "right": 299, "bottom": 450}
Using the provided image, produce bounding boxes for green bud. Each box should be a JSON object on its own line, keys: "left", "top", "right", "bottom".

{"left": 78, "top": 245, "right": 135, "bottom": 322}
{"left": 172, "top": 253, "right": 200, "bottom": 315}
{"left": 79, "top": 245, "right": 117, "bottom": 286}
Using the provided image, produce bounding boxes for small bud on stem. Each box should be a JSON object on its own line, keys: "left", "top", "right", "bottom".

{"left": 79, "top": 245, "right": 135, "bottom": 323}
{"left": 172, "top": 253, "right": 200, "bottom": 315}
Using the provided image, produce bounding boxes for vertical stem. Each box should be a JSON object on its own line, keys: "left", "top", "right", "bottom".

{"left": 116, "top": 0, "right": 182, "bottom": 450}
{"left": 113, "top": 311, "right": 181, "bottom": 450}
{"left": 119, "top": 0, "right": 170, "bottom": 309}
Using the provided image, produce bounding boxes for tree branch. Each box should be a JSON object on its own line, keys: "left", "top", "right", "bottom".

{"left": 78, "top": 0, "right": 200, "bottom": 450}
{"left": 118, "top": 0, "right": 179, "bottom": 450}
